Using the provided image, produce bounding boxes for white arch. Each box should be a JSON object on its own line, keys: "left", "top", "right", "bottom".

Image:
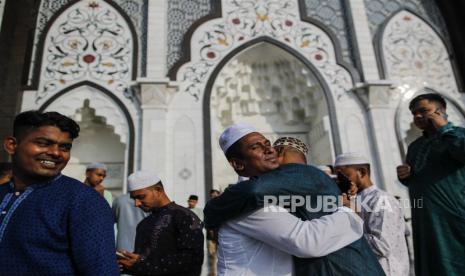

{"left": 44, "top": 85, "right": 130, "bottom": 144}
{"left": 36, "top": 0, "right": 135, "bottom": 105}
{"left": 381, "top": 10, "right": 459, "bottom": 96}
{"left": 176, "top": 0, "right": 353, "bottom": 102}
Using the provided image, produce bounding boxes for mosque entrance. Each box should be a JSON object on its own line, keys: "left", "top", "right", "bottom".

{"left": 61, "top": 99, "right": 127, "bottom": 195}
{"left": 209, "top": 42, "right": 335, "bottom": 191}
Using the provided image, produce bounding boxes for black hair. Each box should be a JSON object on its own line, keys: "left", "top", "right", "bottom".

{"left": 0, "top": 162, "right": 12, "bottom": 176}
{"left": 189, "top": 195, "right": 199, "bottom": 201}
{"left": 225, "top": 139, "right": 244, "bottom": 160}
{"left": 13, "top": 110, "right": 80, "bottom": 140}
{"left": 409, "top": 93, "right": 447, "bottom": 111}
{"left": 209, "top": 189, "right": 220, "bottom": 194}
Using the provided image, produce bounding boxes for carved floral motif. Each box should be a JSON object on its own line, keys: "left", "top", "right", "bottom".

{"left": 382, "top": 11, "right": 457, "bottom": 94}
{"left": 38, "top": 0, "right": 134, "bottom": 102}
{"left": 179, "top": 0, "right": 352, "bottom": 100}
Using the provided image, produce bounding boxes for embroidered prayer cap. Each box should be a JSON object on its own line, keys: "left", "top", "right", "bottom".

{"left": 272, "top": 137, "right": 309, "bottom": 155}
{"left": 128, "top": 170, "right": 161, "bottom": 192}
{"left": 334, "top": 152, "right": 369, "bottom": 167}
{"left": 219, "top": 123, "right": 257, "bottom": 154}
{"left": 86, "top": 162, "right": 107, "bottom": 171}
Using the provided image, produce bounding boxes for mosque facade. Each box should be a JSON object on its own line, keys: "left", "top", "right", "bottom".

{"left": 1, "top": 0, "right": 464, "bottom": 209}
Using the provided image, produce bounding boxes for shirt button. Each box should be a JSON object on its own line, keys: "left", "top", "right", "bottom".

{"left": 1, "top": 211, "right": 6, "bottom": 215}
{"left": 15, "top": 192, "right": 20, "bottom": 196}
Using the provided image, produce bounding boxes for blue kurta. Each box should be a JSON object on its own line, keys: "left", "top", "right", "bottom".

{"left": 0, "top": 174, "right": 119, "bottom": 275}
{"left": 401, "top": 123, "right": 465, "bottom": 276}
{"left": 204, "top": 164, "right": 385, "bottom": 276}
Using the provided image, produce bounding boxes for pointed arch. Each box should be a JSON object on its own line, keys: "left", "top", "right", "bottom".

{"left": 31, "top": 0, "right": 138, "bottom": 105}
{"left": 38, "top": 81, "right": 135, "bottom": 174}
{"left": 202, "top": 38, "right": 343, "bottom": 192}
{"left": 377, "top": 9, "right": 459, "bottom": 94}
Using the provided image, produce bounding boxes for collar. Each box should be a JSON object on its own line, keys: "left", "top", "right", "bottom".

{"left": 422, "top": 122, "right": 453, "bottom": 138}
{"left": 358, "top": 185, "right": 377, "bottom": 198}
{"left": 151, "top": 201, "right": 175, "bottom": 214}
{"left": 9, "top": 174, "right": 63, "bottom": 193}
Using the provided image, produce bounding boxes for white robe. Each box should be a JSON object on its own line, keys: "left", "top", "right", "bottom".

{"left": 217, "top": 206, "right": 364, "bottom": 276}
{"left": 359, "top": 185, "right": 410, "bottom": 276}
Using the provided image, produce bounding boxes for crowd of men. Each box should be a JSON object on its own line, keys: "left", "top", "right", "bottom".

{"left": 0, "top": 92, "right": 464, "bottom": 276}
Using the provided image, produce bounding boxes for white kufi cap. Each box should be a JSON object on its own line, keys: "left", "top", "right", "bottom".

{"left": 334, "top": 152, "right": 369, "bottom": 167}
{"left": 128, "top": 170, "right": 161, "bottom": 192}
{"left": 86, "top": 162, "right": 107, "bottom": 171}
{"left": 219, "top": 123, "right": 257, "bottom": 154}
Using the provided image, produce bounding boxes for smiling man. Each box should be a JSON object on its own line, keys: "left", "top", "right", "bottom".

{"left": 204, "top": 123, "right": 382, "bottom": 276}
{"left": 0, "top": 110, "right": 119, "bottom": 275}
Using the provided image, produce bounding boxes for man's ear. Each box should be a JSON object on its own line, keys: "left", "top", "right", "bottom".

{"left": 3, "top": 136, "right": 17, "bottom": 156}
{"left": 229, "top": 158, "right": 244, "bottom": 172}
{"left": 358, "top": 167, "right": 368, "bottom": 178}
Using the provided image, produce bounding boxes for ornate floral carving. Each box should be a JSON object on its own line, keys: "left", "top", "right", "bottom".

{"left": 30, "top": 0, "right": 144, "bottom": 85}
{"left": 178, "top": 0, "right": 352, "bottom": 101}
{"left": 38, "top": 0, "right": 134, "bottom": 103}
{"left": 382, "top": 11, "right": 458, "bottom": 94}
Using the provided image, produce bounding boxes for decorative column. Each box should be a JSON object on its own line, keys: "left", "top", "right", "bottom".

{"left": 138, "top": 82, "right": 177, "bottom": 195}
{"left": 353, "top": 82, "right": 408, "bottom": 198}
{"left": 146, "top": 0, "right": 167, "bottom": 79}
{"left": 346, "top": 0, "right": 380, "bottom": 81}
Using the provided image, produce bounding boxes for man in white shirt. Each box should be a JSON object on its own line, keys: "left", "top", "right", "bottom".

{"left": 335, "top": 152, "right": 409, "bottom": 276}
{"left": 207, "top": 124, "right": 383, "bottom": 276}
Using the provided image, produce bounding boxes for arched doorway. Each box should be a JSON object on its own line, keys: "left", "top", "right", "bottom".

{"left": 61, "top": 100, "right": 126, "bottom": 194}
{"left": 209, "top": 42, "right": 334, "bottom": 191}
{"left": 42, "top": 84, "right": 134, "bottom": 195}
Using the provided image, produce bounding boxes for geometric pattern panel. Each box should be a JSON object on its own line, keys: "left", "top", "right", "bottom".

{"left": 382, "top": 11, "right": 458, "bottom": 94}
{"left": 303, "top": 0, "right": 355, "bottom": 66}
{"left": 177, "top": 0, "right": 353, "bottom": 101}
{"left": 29, "top": 0, "right": 144, "bottom": 84}
{"left": 37, "top": 0, "right": 134, "bottom": 103}
{"left": 365, "top": 0, "right": 448, "bottom": 40}
{"left": 167, "top": 0, "right": 212, "bottom": 69}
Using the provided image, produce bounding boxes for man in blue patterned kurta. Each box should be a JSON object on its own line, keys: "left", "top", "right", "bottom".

{"left": 0, "top": 111, "right": 119, "bottom": 275}
{"left": 397, "top": 93, "right": 465, "bottom": 276}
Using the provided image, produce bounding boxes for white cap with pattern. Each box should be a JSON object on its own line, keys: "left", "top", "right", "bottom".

{"left": 334, "top": 152, "right": 369, "bottom": 167}
{"left": 127, "top": 170, "right": 161, "bottom": 192}
{"left": 219, "top": 123, "right": 257, "bottom": 154}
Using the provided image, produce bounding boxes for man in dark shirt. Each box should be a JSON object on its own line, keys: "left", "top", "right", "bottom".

{"left": 118, "top": 170, "right": 204, "bottom": 276}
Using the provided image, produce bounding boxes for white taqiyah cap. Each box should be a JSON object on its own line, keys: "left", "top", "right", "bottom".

{"left": 128, "top": 170, "right": 161, "bottom": 192}
{"left": 334, "top": 152, "right": 369, "bottom": 167}
{"left": 219, "top": 123, "right": 257, "bottom": 154}
{"left": 86, "top": 162, "right": 107, "bottom": 171}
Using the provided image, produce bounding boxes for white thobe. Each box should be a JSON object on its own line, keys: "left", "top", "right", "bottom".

{"left": 217, "top": 206, "right": 364, "bottom": 276}
{"left": 359, "top": 185, "right": 410, "bottom": 276}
